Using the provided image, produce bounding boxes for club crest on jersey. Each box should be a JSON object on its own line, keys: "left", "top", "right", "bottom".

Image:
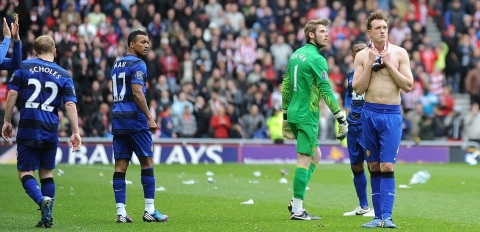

{"left": 134, "top": 71, "right": 145, "bottom": 81}
{"left": 321, "top": 71, "right": 329, "bottom": 80}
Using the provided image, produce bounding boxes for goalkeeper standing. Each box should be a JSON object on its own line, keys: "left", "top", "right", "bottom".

{"left": 282, "top": 18, "right": 348, "bottom": 220}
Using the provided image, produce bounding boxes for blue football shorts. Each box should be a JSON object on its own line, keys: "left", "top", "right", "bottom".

{"left": 17, "top": 144, "right": 57, "bottom": 171}
{"left": 347, "top": 123, "right": 366, "bottom": 165}
{"left": 113, "top": 129, "right": 153, "bottom": 159}
{"left": 361, "top": 102, "right": 402, "bottom": 164}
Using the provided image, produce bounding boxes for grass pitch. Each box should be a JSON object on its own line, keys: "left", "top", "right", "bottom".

{"left": 0, "top": 163, "right": 479, "bottom": 231}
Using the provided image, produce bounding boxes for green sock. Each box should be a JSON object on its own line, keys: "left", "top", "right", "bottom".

{"left": 293, "top": 167, "right": 309, "bottom": 200}
{"left": 307, "top": 162, "right": 317, "bottom": 181}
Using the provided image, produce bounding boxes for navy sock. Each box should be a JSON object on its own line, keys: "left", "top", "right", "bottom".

{"left": 141, "top": 168, "right": 155, "bottom": 199}
{"left": 40, "top": 177, "right": 55, "bottom": 213}
{"left": 113, "top": 172, "right": 126, "bottom": 205}
{"left": 353, "top": 170, "right": 368, "bottom": 208}
{"left": 21, "top": 175, "right": 44, "bottom": 206}
{"left": 370, "top": 171, "right": 382, "bottom": 218}
{"left": 381, "top": 172, "right": 395, "bottom": 219}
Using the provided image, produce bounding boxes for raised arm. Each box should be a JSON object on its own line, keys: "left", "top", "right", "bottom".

{"left": 352, "top": 49, "right": 372, "bottom": 95}
{"left": 383, "top": 48, "right": 414, "bottom": 93}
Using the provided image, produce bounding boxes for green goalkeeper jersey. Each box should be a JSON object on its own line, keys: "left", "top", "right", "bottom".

{"left": 282, "top": 43, "right": 341, "bottom": 125}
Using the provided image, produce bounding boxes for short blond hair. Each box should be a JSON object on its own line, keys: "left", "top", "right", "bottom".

{"left": 304, "top": 18, "right": 331, "bottom": 41}
{"left": 33, "top": 35, "right": 55, "bottom": 55}
{"left": 365, "top": 11, "right": 389, "bottom": 30}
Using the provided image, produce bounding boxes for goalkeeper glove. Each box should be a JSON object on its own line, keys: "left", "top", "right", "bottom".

{"left": 282, "top": 110, "right": 295, "bottom": 139}
{"left": 334, "top": 111, "right": 348, "bottom": 141}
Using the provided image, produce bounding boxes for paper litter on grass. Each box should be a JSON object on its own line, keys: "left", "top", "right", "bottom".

{"left": 182, "top": 179, "right": 196, "bottom": 185}
{"left": 253, "top": 171, "right": 261, "bottom": 177}
{"left": 279, "top": 178, "right": 288, "bottom": 184}
{"left": 398, "top": 184, "right": 411, "bottom": 188}
{"left": 125, "top": 180, "right": 133, "bottom": 185}
{"left": 206, "top": 171, "right": 214, "bottom": 176}
{"left": 207, "top": 177, "right": 215, "bottom": 183}
{"left": 240, "top": 199, "right": 254, "bottom": 205}
{"left": 57, "top": 169, "right": 65, "bottom": 176}
{"left": 249, "top": 180, "right": 259, "bottom": 184}
{"left": 156, "top": 186, "right": 166, "bottom": 191}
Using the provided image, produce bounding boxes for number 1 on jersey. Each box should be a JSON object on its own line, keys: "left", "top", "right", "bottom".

{"left": 293, "top": 64, "right": 298, "bottom": 92}
{"left": 112, "top": 72, "right": 126, "bottom": 101}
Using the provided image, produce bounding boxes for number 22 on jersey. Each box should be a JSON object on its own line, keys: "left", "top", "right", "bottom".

{"left": 25, "top": 78, "right": 58, "bottom": 112}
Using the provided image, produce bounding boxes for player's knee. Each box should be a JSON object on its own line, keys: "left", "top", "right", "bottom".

{"left": 369, "top": 171, "right": 381, "bottom": 178}
{"left": 20, "top": 175, "right": 35, "bottom": 186}
{"left": 351, "top": 163, "right": 364, "bottom": 173}
{"left": 352, "top": 170, "right": 365, "bottom": 177}
{"left": 141, "top": 168, "right": 154, "bottom": 177}
{"left": 381, "top": 171, "right": 394, "bottom": 178}
{"left": 40, "top": 177, "right": 54, "bottom": 185}
{"left": 113, "top": 172, "right": 126, "bottom": 179}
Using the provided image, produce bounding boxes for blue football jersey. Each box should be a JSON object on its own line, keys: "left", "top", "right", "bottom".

{"left": 111, "top": 55, "right": 148, "bottom": 135}
{"left": 8, "top": 58, "right": 77, "bottom": 147}
{"left": 344, "top": 69, "right": 365, "bottom": 125}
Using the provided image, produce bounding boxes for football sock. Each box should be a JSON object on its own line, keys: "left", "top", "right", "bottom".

{"left": 370, "top": 171, "right": 382, "bottom": 218}
{"left": 353, "top": 170, "right": 368, "bottom": 208}
{"left": 292, "top": 167, "right": 308, "bottom": 214}
{"left": 21, "top": 175, "right": 44, "bottom": 206}
{"left": 306, "top": 162, "right": 317, "bottom": 181}
{"left": 141, "top": 168, "right": 155, "bottom": 214}
{"left": 113, "top": 172, "right": 127, "bottom": 209}
{"left": 40, "top": 177, "right": 55, "bottom": 214}
{"left": 116, "top": 203, "right": 126, "bottom": 217}
{"left": 381, "top": 172, "right": 395, "bottom": 219}
{"left": 292, "top": 198, "right": 303, "bottom": 215}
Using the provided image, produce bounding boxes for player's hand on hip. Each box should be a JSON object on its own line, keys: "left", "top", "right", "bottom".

{"left": 2, "top": 121, "right": 12, "bottom": 142}
{"left": 2, "top": 18, "right": 11, "bottom": 39}
{"left": 148, "top": 118, "right": 157, "bottom": 132}
{"left": 334, "top": 111, "right": 348, "bottom": 141}
{"left": 282, "top": 110, "right": 295, "bottom": 139}
{"left": 69, "top": 132, "right": 81, "bottom": 152}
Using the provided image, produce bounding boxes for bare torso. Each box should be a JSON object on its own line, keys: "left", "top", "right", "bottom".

{"left": 356, "top": 44, "right": 405, "bottom": 105}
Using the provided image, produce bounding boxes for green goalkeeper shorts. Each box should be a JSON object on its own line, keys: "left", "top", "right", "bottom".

{"left": 289, "top": 122, "right": 319, "bottom": 156}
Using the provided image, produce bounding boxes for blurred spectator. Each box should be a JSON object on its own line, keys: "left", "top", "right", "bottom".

{"left": 177, "top": 105, "right": 197, "bottom": 138}
{"left": 210, "top": 104, "right": 231, "bottom": 138}
{"left": 266, "top": 104, "right": 283, "bottom": 143}
{"left": 193, "top": 96, "right": 213, "bottom": 138}
{"left": 464, "top": 103, "right": 480, "bottom": 144}
{"left": 438, "top": 86, "right": 454, "bottom": 117}
{"left": 241, "top": 104, "right": 265, "bottom": 138}
{"left": 445, "top": 105, "right": 464, "bottom": 141}
{"left": 405, "top": 102, "right": 424, "bottom": 140}
{"left": 465, "top": 61, "right": 480, "bottom": 105}
{"left": 159, "top": 105, "right": 176, "bottom": 138}
{"left": 160, "top": 46, "right": 179, "bottom": 93}
{"left": 226, "top": 104, "right": 243, "bottom": 138}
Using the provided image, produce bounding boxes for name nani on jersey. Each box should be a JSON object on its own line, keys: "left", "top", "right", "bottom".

{"left": 290, "top": 53, "right": 307, "bottom": 62}
{"left": 29, "top": 66, "right": 62, "bottom": 79}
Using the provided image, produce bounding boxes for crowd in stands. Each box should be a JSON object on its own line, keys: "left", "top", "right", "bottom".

{"left": 0, "top": 0, "right": 479, "bottom": 144}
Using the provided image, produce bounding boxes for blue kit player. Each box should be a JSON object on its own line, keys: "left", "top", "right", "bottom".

{"left": 2, "top": 35, "right": 82, "bottom": 228}
{"left": 111, "top": 30, "right": 168, "bottom": 223}
{"left": 343, "top": 41, "right": 375, "bottom": 217}
{"left": 353, "top": 12, "right": 413, "bottom": 228}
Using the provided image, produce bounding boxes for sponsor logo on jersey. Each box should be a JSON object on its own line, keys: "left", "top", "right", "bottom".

{"left": 321, "top": 71, "right": 328, "bottom": 80}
